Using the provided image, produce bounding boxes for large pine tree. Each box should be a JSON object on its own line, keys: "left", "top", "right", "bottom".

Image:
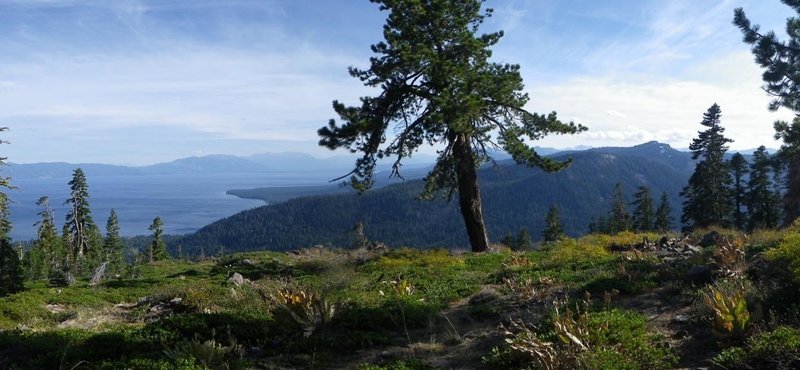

{"left": 27, "top": 196, "right": 63, "bottom": 280}
{"left": 680, "top": 104, "right": 734, "bottom": 229}
{"left": 147, "top": 217, "right": 169, "bottom": 262}
{"left": 734, "top": 3, "right": 800, "bottom": 223}
{"left": 318, "top": 0, "right": 586, "bottom": 252}
{"left": 542, "top": 204, "right": 565, "bottom": 242}
{"left": 0, "top": 237, "right": 22, "bottom": 297}
{"left": 607, "top": 182, "right": 629, "bottom": 234}
{"left": 65, "top": 168, "right": 98, "bottom": 264}
{"left": 654, "top": 191, "right": 673, "bottom": 232}
{"left": 0, "top": 127, "right": 22, "bottom": 296}
{"left": 103, "top": 209, "right": 125, "bottom": 274}
{"left": 630, "top": 186, "right": 654, "bottom": 232}
{"left": 728, "top": 153, "right": 749, "bottom": 230}
{"left": 747, "top": 146, "right": 781, "bottom": 230}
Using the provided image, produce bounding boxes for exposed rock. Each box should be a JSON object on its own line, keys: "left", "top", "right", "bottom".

{"left": 239, "top": 259, "right": 257, "bottom": 266}
{"left": 228, "top": 272, "right": 245, "bottom": 286}
{"left": 45, "top": 304, "right": 67, "bottom": 313}
{"left": 661, "top": 257, "right": 679, "bottom": 264}
{"left": 682, "top": 244, "right": 703, "bottom": 254}
{"left": 145, "top": 297, "right": 191, "bottom": 320}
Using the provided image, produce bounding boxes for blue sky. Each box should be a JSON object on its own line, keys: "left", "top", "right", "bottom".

{"left": 0, "top": 0, "right": 794, "bottom": 165}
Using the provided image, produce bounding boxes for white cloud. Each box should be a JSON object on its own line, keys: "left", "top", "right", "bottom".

{"left": 526, "top": 51, "right": 793, "bottom": 151}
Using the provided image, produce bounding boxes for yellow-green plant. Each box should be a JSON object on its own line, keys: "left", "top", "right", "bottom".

{"left": 270, "top": 286, "right": 336, "bottom": 337}
{"left": 375, "top": 248, "right": 463, "bottom": 269}
{"left": 703, "top": 283, "right": 750, "bottom": 340}
{"left": 544, "top": 238, "right": 611, "bottom": 267}
{"left": 380, "top": 277, "right": 416, "bottom": 298}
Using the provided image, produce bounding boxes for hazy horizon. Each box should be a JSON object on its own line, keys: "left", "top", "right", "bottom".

{"left": 5, "top": 140, "right": 784, "bottom": 167}
{"left": 0, "top": 0, "right": 794, "bottom": 166}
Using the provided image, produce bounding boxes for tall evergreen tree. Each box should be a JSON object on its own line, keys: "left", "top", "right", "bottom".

{"left": 64, "top": 168, "right": 98, "bottom": 265}
{"left": 103, "top": 209, "right": 125, "bottom": 274}
{"left": 770, "top": 155, "right": 786, "bottom": 224}
{"left": 0, "top": 127, "right": 22, "bottom": 296}
{"left": 747, "top": 146, "right": 781, "bottom": 230}
{"left": 147, "top": 217, "right": 168, "bottom": 262}
{"left": 0, "top": 129, "right": 12, "bottom": 240}
{"left": 27, "top": 196, "right": 63, "bottom": 280}
{"left": 515, "top": 228, "right": 532, "bottom": 250}
{"left": 607, "top": 182, "right": 629, "bottom": 234}
{"left": 680, "top": 104, "right": 734, "bottom": 229}
{"left": 588, "top": 215, "right": 608, "bottom": 234}
{"left": 0, "top": 238, "right": 22, "bottom": 297}
{"left": 734, "top": 4, "right": 800, "bottom": 223}
{"left": 318, "top": 0, "right": 586, "bottom": 252}
{"left": 654, "top": 191, "right": 673, "bottom": 233}
{"left": 630, "top": 186, "right": 654, "bottom": 232}
{"left": 728, "top": 153, "right": 749, "bottom": 230}
{"left": 542, "top": 204, "right": 565, "bottom": 242}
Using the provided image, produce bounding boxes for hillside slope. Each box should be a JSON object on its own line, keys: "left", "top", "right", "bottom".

{"left": 180, "top": 142, "right": 693, "bottom": 251}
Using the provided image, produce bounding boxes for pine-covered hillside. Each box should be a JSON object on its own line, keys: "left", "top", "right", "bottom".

{"left": 179, "top": 142, "right": 692, "bottom": 252}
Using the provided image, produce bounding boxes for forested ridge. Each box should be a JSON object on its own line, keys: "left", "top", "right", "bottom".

{"left": 180, "top": 141, "right": 691, "bottom": 251}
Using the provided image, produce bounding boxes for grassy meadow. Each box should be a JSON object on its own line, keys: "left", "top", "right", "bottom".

{"left": 2, "top": 226, "right": 800, "bottom": 369}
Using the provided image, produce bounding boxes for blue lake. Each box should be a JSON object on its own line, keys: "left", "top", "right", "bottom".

{"left": 7, "top": 171, "right": 343, "bottom": 241}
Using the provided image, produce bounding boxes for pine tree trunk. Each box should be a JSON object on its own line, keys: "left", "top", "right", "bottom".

{"left": 453, "top": 134, "right": 490, "bottom": 252}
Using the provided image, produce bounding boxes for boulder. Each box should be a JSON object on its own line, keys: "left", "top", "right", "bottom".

{"left": 228, "top": 272, "right": 245, "bottom": 286}
{"left": 682, "top": 244, "right": 703, "bottom": 254}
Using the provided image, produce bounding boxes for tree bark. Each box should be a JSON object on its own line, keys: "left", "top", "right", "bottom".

{"left": 453, "top": 134, "right": 490, "bottom": 252}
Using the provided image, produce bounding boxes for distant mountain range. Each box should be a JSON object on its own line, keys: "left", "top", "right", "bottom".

{"left": 4, "top": 145, "right": 581, "bottom": 180}
{"left": 178, "top": 141, "right": 696, "bottom": 252}
{"left": 5, "top": 152, "right": 439, "bottom": 179}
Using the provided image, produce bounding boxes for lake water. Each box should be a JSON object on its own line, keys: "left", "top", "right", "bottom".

{"left": 7, "top": 171, "right": 343, "bottom": 241}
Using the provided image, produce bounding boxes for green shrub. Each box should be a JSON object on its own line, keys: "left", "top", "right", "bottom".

{"left": 713, "top": 327, "right": 800, "bottom": 369}
{"left": 748, "top": 228, "right": 785, "bottom": 254}
{"left": 373, "top": 248, "right": 464, "bottom": 270}
{"left": 765, "top": 225, "right": 800, "bottom": 283}
{"left": 544, "top": 238, "right": 613, "bottom": 267}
